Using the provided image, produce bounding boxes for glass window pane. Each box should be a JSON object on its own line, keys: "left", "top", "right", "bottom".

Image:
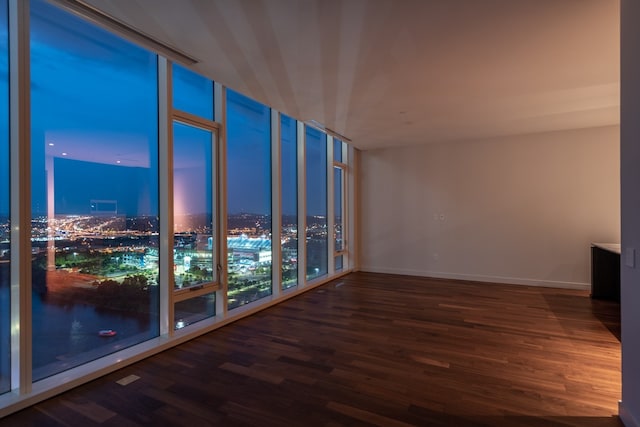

{"left": 174, "top": 293, "right": 215, "bottom": 330}
{"left": 31, "top": 0, "right": 159, "bottom": 380}
{"left": 0, "top": 0, "right": 8, "bottom": 395}
{"left": 172, "top": 63, "right": 213, "bottom": 120}
{"left": 226, "top": 89, "right": 272, "bottom": 309}
{"left": 173, "top": 122, "right": 214, "bottom": 290}
{"left": 334, "top": 166, "right": 344, "bottom": 252}
{"left": 335, "top": 255, "right": 343, "bottom": 271}
{"left": 281, "top": 115, "right": 297, "bottom": 290}
{"left": 333, "top": 138, "right": 343, "bottom": 163}
{"left": 306, "top": 127, "right": 327, "bottom": 280}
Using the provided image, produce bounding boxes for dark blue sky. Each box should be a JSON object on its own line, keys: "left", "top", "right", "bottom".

{"left": 226, "top": 89, "right": 272, "bottom": 215}
{"left": 281, "top": 115, "right": 298, "bottom": 216}
{"left": 305, "top": 127, "right": 328, "bottom": 217}
{"left": 2, "top": 0, "right": 330, "bottom": 220}
{"left": 31, "top": 0, "right": 157, "bottom": 217}
{"left": 173, "top": 64, "right": 214, "bottom": 120}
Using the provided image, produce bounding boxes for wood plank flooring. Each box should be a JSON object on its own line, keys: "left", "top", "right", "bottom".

{"left": 0, "top": 272, "right": 622, "bottom": 426}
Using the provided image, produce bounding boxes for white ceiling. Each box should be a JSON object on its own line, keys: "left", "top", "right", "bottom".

{"left": 81, "top": 0, "right": 620, "bottom": 151}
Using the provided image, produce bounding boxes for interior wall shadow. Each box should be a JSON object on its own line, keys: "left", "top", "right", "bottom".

{"left": 542, "top": 292, "right": 620, "bottom": 342}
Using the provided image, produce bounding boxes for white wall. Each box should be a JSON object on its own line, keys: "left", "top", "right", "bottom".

{"left": 620, "top": 1, "right": 640, "bottom": 425}
{"left": 359, "top": 126, "right": 619, "bottom": 289}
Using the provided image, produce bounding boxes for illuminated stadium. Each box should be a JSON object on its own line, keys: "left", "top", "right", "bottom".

{"left": 227, "top": 234, "right": 272, "bottom": 265}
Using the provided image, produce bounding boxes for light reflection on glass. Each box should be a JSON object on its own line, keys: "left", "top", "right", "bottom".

{"left": 173, "top": 122, "right": 214, "bottom": 290}
{"left": 30, "top": 0, "right": 159, "bottom": 381}
{"left": 174, "top": 293, "right": 215, "bottom": 330}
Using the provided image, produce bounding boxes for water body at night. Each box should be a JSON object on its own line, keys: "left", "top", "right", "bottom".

{"left": 31, "top": 287, "right": 157, "bottom": 380}
{"left": 26, "top": 212, "right": 162, "bottom": 380}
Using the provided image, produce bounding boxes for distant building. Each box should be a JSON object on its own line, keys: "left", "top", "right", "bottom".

{"left": 122, "top": 251, "right": 144, "bottom": 268}
{"left": 227, "top": 234, "right": 271, "bottom": 264}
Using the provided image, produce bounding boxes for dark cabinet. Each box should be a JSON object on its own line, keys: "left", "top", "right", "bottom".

{"left": 591, "top": 243, "right": 621, "bottom": 302}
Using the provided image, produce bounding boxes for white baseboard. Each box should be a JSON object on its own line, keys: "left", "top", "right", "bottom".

{"left": 359, "top": 265, "right": 590, "bottom": 291}
{"left": 620, "top": 401, "right": 638, "bottom": 427}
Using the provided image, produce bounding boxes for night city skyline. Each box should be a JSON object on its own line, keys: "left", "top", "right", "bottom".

{"left": 16, "top": 1, "right": 332, "bottom": 219}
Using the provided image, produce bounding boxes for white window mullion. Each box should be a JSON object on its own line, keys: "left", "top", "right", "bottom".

{"left": 9, "top": 0, "right": 32, "bottom": 394}
{"left": 347, "top": 145, "right": 357, "bottom": 271}
{"left": 210, "top": 129, "right": 219, "bottom": 303}
{"left": 341, "top": 164, "right": 347, "bottom": 257}
{"left": 326, "top": 136, "right": 335, "bottom": 275}
{"left": 340, "top": 142, "right": 349, "bottom": 267}
{"left": 157, "top": 57, "right": 172, "bottom": 336}
{"left": 296, "top": 121, "right": 306, "bottom": 287}
{"left": 214, "top": 82, "right": 228, "bottom": 314}
{"left": 332, "top": 163, "right": 346, "bottom": 258}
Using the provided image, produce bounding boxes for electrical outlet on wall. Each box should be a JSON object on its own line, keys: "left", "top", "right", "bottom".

{"left": 626, "top": 247, "right": 635, "bottom": 268}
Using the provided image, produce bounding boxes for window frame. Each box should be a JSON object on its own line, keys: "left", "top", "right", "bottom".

{"left": 162, "top": 59, "right": 222, "bottom": 332}
{"left": 170, "top": 116, "right": 220, "bottom": 303}
{"left": 0, "top": 0, "right": 356, "bottom": 415}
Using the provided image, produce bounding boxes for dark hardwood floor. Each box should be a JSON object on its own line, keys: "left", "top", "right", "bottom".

{"left": 0, "top": 272, "right": 622, "bottom": 426}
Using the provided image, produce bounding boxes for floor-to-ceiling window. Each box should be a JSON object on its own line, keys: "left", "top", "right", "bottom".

{"left": 305, "top": 127, "right": 328, "bottom": 280}
{"left": 30, "top": 0, "right": 159, "bottom": 380}
{"left": 171, "top": 63, "right": 217, "bottom": 327}
{"left": 0, "top": 0, "right": 8, "bottom": 395}
{"left": 226, "top": 89, "right": 272, "bottom": 309}
{"left": 0, "top": 0, "right": 354, "bottom": 414}
{"left": 281, "top": 114, "right": 298, "bottom": 289}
